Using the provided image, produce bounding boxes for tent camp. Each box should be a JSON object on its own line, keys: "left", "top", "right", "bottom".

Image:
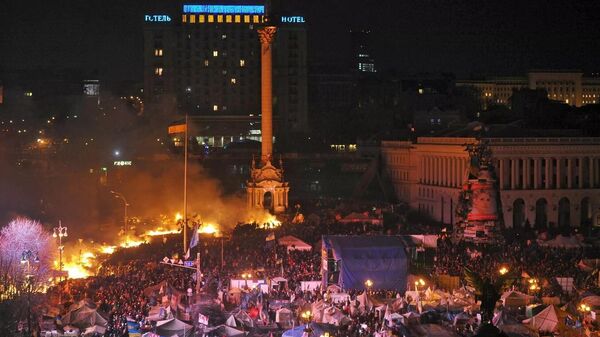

{"left": 501, "top": 290, "right": 534, "bottom": 308}
{"left": 156, "top": 318, "right": 193, "bottom": 337}
{"left": 277, "top": 235, "right": 312, "bottom": 251}
{"left": 322, "top": 236, "right": 408, "bottom": 291}
{"left": 322, "top": 306, "right": 350, "bottom": 326}
{"left": 282, "top": 323, "right": 337, "bottom": 337}
{"left": 204, "top": 325, "right": 246, "bottom": 337}
{"left": 522, "top": 305, "right": 570, "bottom": 333}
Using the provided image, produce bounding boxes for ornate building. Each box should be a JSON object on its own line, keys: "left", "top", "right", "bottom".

{"left": 246, "top": 22, "right": 289, "bottom": 213}
{"left": 382, "top": 136, "right": 600, "bottom": 228}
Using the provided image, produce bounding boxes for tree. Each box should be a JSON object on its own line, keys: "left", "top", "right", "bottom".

{"left": 0, "top": 218, "right": 56, "bottom": 299}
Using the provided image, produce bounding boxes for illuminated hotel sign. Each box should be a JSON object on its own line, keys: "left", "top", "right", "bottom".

{"left": 183, "top": 5, "right": 264, "bottom": 14}
{"left": 281, "top": 16, "right": 305, "bottom": 23}
{"left": 113, "top": 161, "right": 132, "bottom": 166}
{"left": 145, "top": 15, "right": 172, "bottom": 22}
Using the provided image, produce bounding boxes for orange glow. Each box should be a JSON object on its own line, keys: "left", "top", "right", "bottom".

{"left": 119, "top": 237, "right": 145, "bottom": 248}
{"left": 63, "top": 263, "right": 90, "bottom": 279}
{"left": 144, "top": 228, "right": 180, "bottom": 236}
{"left": 99, "top": 245, "right": 117, "bottom": 254}
{"left": 198, "top": 223, "right": 219, "bottom": 235}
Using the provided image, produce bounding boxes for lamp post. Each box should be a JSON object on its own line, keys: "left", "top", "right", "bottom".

{"left": 110, "top": 190, "right": 129, "bottom": 230}
{"left": 578, "top": 303, "right": 591, "bottom": 336}
{"left": 498, "top": 266, "right": 509, "bottom": 276}
{"left": 300, "top": 310, "right": 313, "bottom": 336}
{"left": 52, "top": 221, "right": 68, "bottom": 283}
{"left": 241, "top": 273, "right": 252, "bottom": 288}
{"left": 21, "top": 250, "right": 39, "bottom": 337}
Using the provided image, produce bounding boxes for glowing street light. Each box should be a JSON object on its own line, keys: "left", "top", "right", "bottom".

{"left": 300, "top": 310, "right": 312, "bottom": 322}
{"left": 52, "top": 221, "right": 68, "bottom": 282}
{"left": 241, "top": 272, "right": 252, "bottom": 288}
{"left": 364, "top": 279, "right": 373, "bottom": 292}
{"left": 499, "top": 266, "right": 509, "bottom": 275}
{"left": 415, "top": 278, "right": 425, "bottom": 291}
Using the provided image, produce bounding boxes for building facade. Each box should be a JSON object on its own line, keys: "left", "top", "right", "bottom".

{"left": 382, "top": 137, "right": 600, "bottom": 228}
{"left": 457, "top": 70, "right": 600, "bottom": 108}
{"left": 143, "top": 3, "right": 308, "bottom": 147}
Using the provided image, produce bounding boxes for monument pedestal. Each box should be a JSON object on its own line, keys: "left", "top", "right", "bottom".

{"left": 246, "top": 160, "right": 289, "bottom": 213}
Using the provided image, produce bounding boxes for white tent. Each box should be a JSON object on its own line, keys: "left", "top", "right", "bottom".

{"left": 83, "top": 325, "right": 106, "bottom": 336}
{"left": 522, "top": 305, "right": 568, "bottom": 333}
{"left": 62, "top": 326, "right": 80, "bottom": 337}
{"left": 322, "top": 306, "right": 350, "bottom": 326}
{"left": 275, "top": 308, "right": 293, "bottom": 328}
{"left": 277, "top": 235, "right": 312, "bottom": 251}
{"left": 156, "top": 318, "right": 194, "bottom": 337}
{"left": 501, "top": 290, "right": 534, "bottom": 308}
{"left": 538, "top": 235, "right": 583, "bottom": 248}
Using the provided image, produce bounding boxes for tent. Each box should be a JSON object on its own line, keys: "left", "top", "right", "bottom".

{"left": 277, "top": 235, "right": 312, "bottom": 251}
{"left": 538, "top": 235, "right": 582, "bottom": 248}
{"left": 501, "top": 290, "right": 534, "bottom": 308}
{"left": 522, "top": 305, "right": 569, "bottom": 333}
{"left": 63, "top": 305, "right": 108, "bottom": 329}
{"left": 156, "top": 318, "right": 193, "bottom": 337}
{"left": 356, "top": 292, "right": 384, "bottom": 311}
{"left": 322, "top": 306, "right": 350, "bottom": 326}
{"left": 581, "top": 295, "right": 600, "bottom": 308}
{"left": 275, "top": 308, "right": 294, "bottom": 329}
{"left": 282, "top": 323, "right": 337, "bottom": 337}
{"left": 204, "top": 325, "right": 246, "bottom": 337}
{"left": 322, "top": 236, "right": 408, "bottom": 291}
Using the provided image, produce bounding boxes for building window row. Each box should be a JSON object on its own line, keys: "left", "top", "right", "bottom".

{"left": 182, "top": 14, "right": 263, "bottom": 24}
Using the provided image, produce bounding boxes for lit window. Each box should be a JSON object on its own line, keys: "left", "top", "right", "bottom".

{"left": 213, "top": 50, "right": 218, "bottom": 57}
{"left": 231, "top": 78, "right": 236, "bottom": 84}
{"left": 226, "top": 15, "right": 232, "bottom": 23}
{"left": 253, "top": 15, "right": 259, "bottom": 23}
{"left": 208, "top": 15, "right": 214, "bottom": 23}
{"left": 199, "top": 15, "right": 205, "bottom": 23}
{"left": 189, "top": 14, "right": 196, "bottom": 23}
{"left": 222, "top": 34, "right": 227, "bottom": 39}
{"left": 240, "top": 59, "right": 245, "bottom": 67}
{"left": 154, "top": 49, "right": 163, "bottom": 56}
{"left": 235, "top": 15, "right": 241, "bottom": 23}
{"left": 418, "top": 88, "right": 424, "bottom": 94}
{"left": 155, "top": 67, "right": 163, "bottom": 76}
{"left": 204, "top": 59, "right": 209, "bottom": 66}
{"left": 244, "top": 15, "right": 250, "bottom": 23}
{"left": 217, "top": 15, "right": 223, "bottom": 23}
{"left": 213, "top": 105, "right": 218, "bottom": 111}
{"left": 182, "top": 14, "right": 187, "bottom": 23}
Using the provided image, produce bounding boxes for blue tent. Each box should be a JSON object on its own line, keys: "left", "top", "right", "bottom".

{"left": 282, "top": 324, "right": 337, "bottom": 337}
{"left": 322, "top": 236, "right": 408, "bottom": 291}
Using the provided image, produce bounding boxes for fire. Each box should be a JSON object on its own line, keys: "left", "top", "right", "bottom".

{"left": 144, "top": 228, "right": 180, "bottom": 237}
{"left": 119, "top": 237, "right": 145, "bottom": 248}
{"left": 248, "top": 213, "right": 281, "bottom": 229}
{"left": 99, "top": 245, "right": 116, "bottom": 254}
{"left": 63, "top": 263, "right": 90, "bottom": 279}
{"left": 80, "top": 251, "right": 96, "bottom": 268}
{"left": 175, "top": 213, "right": 183, "bottom": 221}
{"left": 198, "top": 223, "right": 219, "bottom": 235}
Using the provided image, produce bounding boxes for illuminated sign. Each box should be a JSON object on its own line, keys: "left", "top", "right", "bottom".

{"left": 113, "top": 161, "right": 132, "bottom": 166}
{"left": 145, "top": 15, "right": 172, "bottom": 22}
{"left": 183, "top": 5, "right": 264, "bottom": 14}
{"left": 281, "top": 16, "right": 305, "bottom": 23}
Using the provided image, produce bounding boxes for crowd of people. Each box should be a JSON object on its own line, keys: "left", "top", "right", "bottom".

{"left": 34, "top": 202, "right": 599, "bottom": 337}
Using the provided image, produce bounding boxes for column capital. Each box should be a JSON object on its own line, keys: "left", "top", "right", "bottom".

{"left": 258, "top": 26, "right": 277, "bottom": 46}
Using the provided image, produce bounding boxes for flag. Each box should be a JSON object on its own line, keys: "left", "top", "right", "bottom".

{"left": 198, "top": 313, "right": 209, "bottom": 325}
{"left": 265, "top": 232, "right": 275, "bottom": 241}
{"left": 184, "top": 248, "right": 190, "bottom": 260}
{"left": 190, "top": 223, "right": 200, "bottom": 248}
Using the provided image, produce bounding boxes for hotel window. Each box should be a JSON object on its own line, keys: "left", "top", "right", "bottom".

{"left": 204, "top": 60, "right": 209, "bottom": 66}
{"left": 244, "top": 15, "right": 250, "bottom": 23}
{"left": 154, "top": 49, "right": 163, "bottom": 56}
{"left": 217, "top": 15, "right": 223, "bottom": 23}
{"left": 213, "top": 105, "right": 218, "bottom": 111}
{"left": 155, "top": 67, "right": 163, "bottom": 76}
{"left": 253, "top": 15, "right": 260, "bottom": 23}
{"left": 182, "top": 14, "right": 187, "bottom": 23}
{"left": 222, "top": 34, "right": 227, "bottom": 40}
{"left": 239, "top": 59, "right": 245, "bottom": 67}
{"left": 189, "top": 15, "right": 196, "bottom": 23}
{"left": 231, "top": 78, "right": 236, "bottom": 84}
{"left": 213, "top": 50, "right": 218, "bottom": 57}
{"left": 226, "top": 15, "right": 232, "bottom": 23}
{"left": 199, "top": 15, "right": 205, "bottom": 23}
{"left": 208, "top": 15, "right": 214, "bottom": 23}
{"left": 235, "top": 15, "right": 241, "bottom": 23}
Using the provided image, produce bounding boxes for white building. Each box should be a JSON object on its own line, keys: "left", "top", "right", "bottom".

{"left": 382, "top": 137, "right": 600, "bottom": 228}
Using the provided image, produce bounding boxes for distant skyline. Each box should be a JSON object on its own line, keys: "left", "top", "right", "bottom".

{"left": 1, "top": 0, "right": 600, "bottom": 82}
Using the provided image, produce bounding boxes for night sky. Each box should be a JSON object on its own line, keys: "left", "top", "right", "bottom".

{"left": 2, "top": 0, "right": 600, "bottom": 82}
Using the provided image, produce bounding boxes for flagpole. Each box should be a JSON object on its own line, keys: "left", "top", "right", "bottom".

{"left": 183, "top": 113, "right": 189, "bottom": 253}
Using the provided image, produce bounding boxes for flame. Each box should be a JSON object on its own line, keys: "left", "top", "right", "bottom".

{"left": 63, "top": 263, "right": 90, "bottom": 279}
{"left": 119, "top": 237, "right": 146, "bottom": 248}
{"left": 175, "top": 213, "right": 183, "bottom": 221}
{"left": 144, "top": 228, "right": 180, "bottom": 236}
{"left": 99, "top": 245, "right": 117, "bottom": 255}
{"left": 247, "top": 213, "right": 281, "bottom": 229}
{"left": 80, "top": 251, "right": 96, "bottom": 268}
{"left": 198, "top": 223, "right": 219, "bottom": 235}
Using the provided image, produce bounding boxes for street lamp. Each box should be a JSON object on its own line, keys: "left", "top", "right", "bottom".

{"left": 241, "top": 273, "right": 252, "bottom": 288}
{"left": 498, "top": 266, "right": 509, "bottom": 275}
{"left": 21, "top": 250, "right": 39, "bottom": 337}
{"left": 415, "top": 278, "right": 425, "bottom": 291}
{"left": 110, "top": 190, "right": 129, "bottom": 229}
{"left": 364, "top": 279, "right": 373, "bottom": 292}
{"left": 52, "top": 221, "right": 68, "bottom": 282}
